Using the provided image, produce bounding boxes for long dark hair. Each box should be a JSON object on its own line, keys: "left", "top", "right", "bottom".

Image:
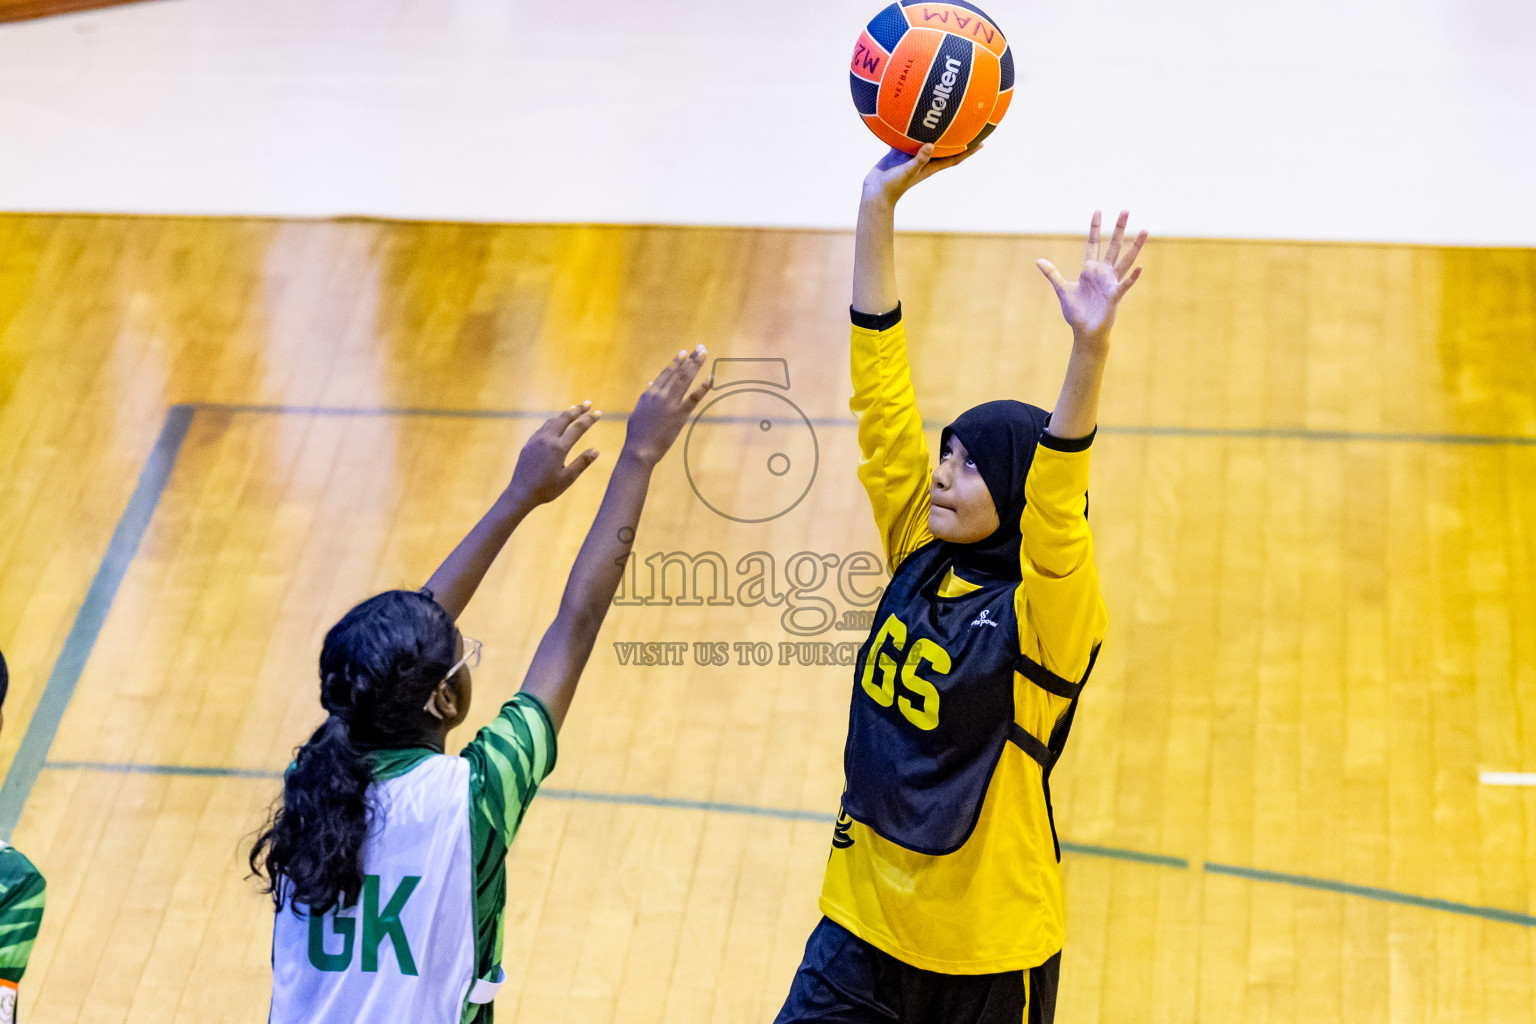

{"left": 250, "top": 589, "right": 457, "bottom": 913}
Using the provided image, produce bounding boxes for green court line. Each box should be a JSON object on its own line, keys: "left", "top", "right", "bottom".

{"left": 183, "top": 402, "right": 1536, "bottom": 447}
{"left": 1202, "top": 862, "right": 1536, "bottom": 927}
{"left": 0, "top": 406, "right": 196, "bottom": 839}
{"left": 184, "top": 403, "right": 859, "bottom": 430}
{"left": 1060, "top": 841, "right": 1188, "bottom": 869}
{"left": 188, "top": 402, "right": 565, "bottom": 419}
{"left": 1098, "top": 424, "right": 1536, "bottom": 446}
{"left": 41, "top": 759, "right": 842, "bottom": 821}
{"left": 537, "top": 787, "right": 837, "bottom": 822}
{"left": 37, "top": 759, "right": 1536, "bottom": 928}
{"left": 44, "top": 759, "right": 279, "bottom": 780}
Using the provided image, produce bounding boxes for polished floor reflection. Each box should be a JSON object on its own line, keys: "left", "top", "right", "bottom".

{"left": 1, "top": 215, "right": 1534, "bottom": 1022}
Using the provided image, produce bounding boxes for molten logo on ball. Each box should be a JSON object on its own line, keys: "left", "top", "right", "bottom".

{"left": 922, "top": 56, "right": 964, "bottom": 130}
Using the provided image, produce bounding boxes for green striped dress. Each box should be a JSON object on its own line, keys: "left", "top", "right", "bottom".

{"left": 0, "top": 842, "right": 45, "bottom": 1023}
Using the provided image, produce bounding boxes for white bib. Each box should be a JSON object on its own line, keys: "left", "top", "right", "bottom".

{"left": 269, "top": 755, "right": 485, "bottom": 1023}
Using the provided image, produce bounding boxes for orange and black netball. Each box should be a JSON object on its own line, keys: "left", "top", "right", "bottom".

{"left": 849, "top": 1, "right": 1014, "bottom": 157}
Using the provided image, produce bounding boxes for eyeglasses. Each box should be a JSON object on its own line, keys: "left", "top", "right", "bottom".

{"left": 444, "top": 635, "right": 481, "bottom": 682}
{"left": 424, "top": 635, "right": 481, "bottom": 717}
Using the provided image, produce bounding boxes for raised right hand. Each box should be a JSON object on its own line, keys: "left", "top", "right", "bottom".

{"left": 861, "top": 143, "right": 982, "bottom": 207}
{"left": 623, "top": 346, "right": 711, "bottom": 466}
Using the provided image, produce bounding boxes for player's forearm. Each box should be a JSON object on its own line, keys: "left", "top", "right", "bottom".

{"left": 557, "top": 449, "right": 652, "bottom": 625}
{"left": 852, "top": 195, "right": 900, "bottom": 316}
{"left": 424, "top": 487, "right": 538, "bottom": 621}
{"left": 519, "top": 450, "right": 653, "bottom": 730}
{"left": 1048, "top": 332, "right": 1110, "bottom": 441}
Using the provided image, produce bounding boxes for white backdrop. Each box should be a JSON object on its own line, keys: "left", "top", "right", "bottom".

{"left": 1, "top": 0, "right": 1533, "bottom": 243}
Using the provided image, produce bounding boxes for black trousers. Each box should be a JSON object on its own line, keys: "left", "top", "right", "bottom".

{"left": 774, "top": 918, "right": 1061, "bottom": 1024}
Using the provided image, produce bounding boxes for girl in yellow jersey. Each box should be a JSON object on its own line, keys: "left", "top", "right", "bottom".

{"left": 774, "top": 144, "right": 1145, "bottom": 1024}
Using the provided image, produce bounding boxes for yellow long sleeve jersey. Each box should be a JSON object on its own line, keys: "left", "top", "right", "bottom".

{"left": 819, "top": 314, "right": 1108, "bottom": 974}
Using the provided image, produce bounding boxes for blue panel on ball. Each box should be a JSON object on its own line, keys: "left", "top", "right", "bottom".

{"left": 866, "top": 4, "right": 910, "bottom": 55}
{"left": 850, "top": 73, "right": 881, "bottom": 116}
{"left": 999, "top": 45, "right": 1014, "bottom": 92}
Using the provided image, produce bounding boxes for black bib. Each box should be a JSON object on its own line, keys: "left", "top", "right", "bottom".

{"left": 842, "top": 540, "right": 1097, "bottom": 857}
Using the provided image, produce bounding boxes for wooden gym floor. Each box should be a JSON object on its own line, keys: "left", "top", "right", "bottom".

{"left": 0, "top": 215, "right": 1533, "bottom": 1022}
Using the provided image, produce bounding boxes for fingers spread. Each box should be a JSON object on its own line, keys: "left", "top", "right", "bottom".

{"left": 563, "top": 448, "right": 599, "bottom": 482}
{"left": 1104, "top": 211, "right": 1129, "bottom": 266}
{"left": 652, "top": 352, "right": 684, "bottom": 393}
{"left": 1116, "top": 265, "right": 1143, "bottom": 297}
{"left": 560, "top": 408, "right": 601, "bottom": 447}
{"left": 668, "top": 346, "right": 706, "bottom": 398}
{"left": 1036, "top": 258, "right": 1069, "bottom": 298}
{"left": 547, "top": 400, "right": 589, "bottom": 434}
{"left": 1115, "top": 229, "right": 1148, "bottom": 277}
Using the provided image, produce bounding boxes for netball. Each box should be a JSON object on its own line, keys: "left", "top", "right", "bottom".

{"left": 850, "top": 1, "right": 1014, "bottom": 157}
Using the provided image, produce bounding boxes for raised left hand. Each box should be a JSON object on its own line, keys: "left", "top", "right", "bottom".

{"left": 507, "top": 403, "right": 602, "bottom": 507}
{"left": 1037, "top": 211, "right": 1147, "bottom": 344}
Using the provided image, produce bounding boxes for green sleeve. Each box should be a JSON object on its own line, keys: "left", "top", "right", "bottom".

{"left": 460, "top": 691, "right": 558, "bottom": 849}
{"left": 458, "top": 692, "right": 558, "bottom": 996}
{"left": 0, "top": 846, "right": 46, "bottom": 984}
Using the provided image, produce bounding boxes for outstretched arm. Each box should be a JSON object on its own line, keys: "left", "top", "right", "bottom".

{"left": 1014, "top": 212, "right": 1145, "bottom": 679}
{"left": 520, "top": 347, "right": 711, "bottom": 731}
{"left": 1036, "top": 210, "right": 1147, "bottom": 439}
{"left": 853, "top": 143, "right": 981, "bottom": 315}
{"left": 850, "top": 144, "right": 981, "bottom": 567}
{"left": 424, "top": 403, "right": 602, "bottom": 620}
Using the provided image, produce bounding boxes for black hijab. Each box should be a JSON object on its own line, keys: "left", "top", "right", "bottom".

{"left": 940, "top": 400, "right": 1053, "bottom": 580}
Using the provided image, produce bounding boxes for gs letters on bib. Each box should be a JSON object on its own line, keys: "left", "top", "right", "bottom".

{"left": 842, "top": 539, "right": 1099, "bottom": 859}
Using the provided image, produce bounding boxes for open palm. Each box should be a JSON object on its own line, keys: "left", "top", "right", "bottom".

{"left": 1038, "top": 211, "right": 1146, "bottom": 341}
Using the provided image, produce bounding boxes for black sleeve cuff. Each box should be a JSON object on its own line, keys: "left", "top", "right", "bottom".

{"left": 850, "top": 303, "right": 903, "bottom": 332}
{"left": 1039, "top": 425, "right": 1096, "bottom": 452}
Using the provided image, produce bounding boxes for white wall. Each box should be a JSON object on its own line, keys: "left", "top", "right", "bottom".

{"left": 1, "top": 0, "right": 1533, "bottom": 244}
